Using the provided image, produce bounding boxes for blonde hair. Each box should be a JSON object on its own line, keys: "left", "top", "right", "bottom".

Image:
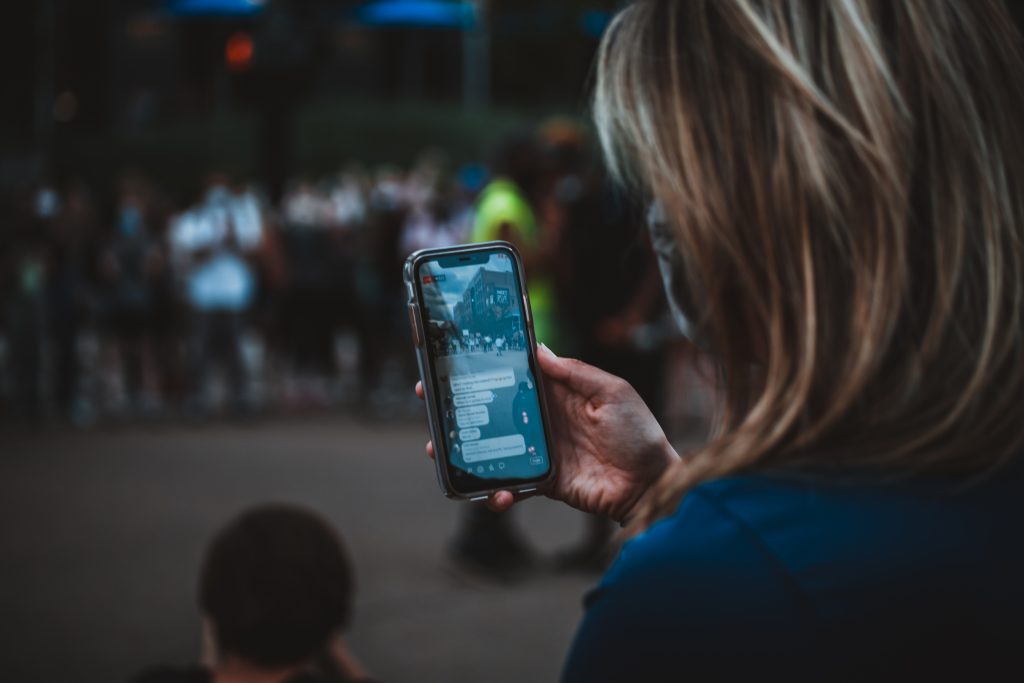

{"left": 595, "top": 0, "right": 1024, "bottom": 528}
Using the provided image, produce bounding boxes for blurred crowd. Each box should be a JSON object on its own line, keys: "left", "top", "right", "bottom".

{"left": 0, "top": 128, "right": 706, "bottom": 431}
{"left": 0, "top": 151, "right": 475, "bottom": 423}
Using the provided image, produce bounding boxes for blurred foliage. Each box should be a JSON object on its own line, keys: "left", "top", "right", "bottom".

{"left": 112, "top": 113, "right": 259, "bottom": 200}
{"left": 292, "top": 98, "right": 564, "bottom": 175}
{"left": 106, "top": 98, "right": 578, "bottom": 200}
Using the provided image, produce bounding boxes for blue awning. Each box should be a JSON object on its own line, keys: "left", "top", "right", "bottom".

{"left": 356, "top": 1, "right": 476, "bottom": 30}
{"left": 167, "top": 0, "right": 266, "bottom": 18}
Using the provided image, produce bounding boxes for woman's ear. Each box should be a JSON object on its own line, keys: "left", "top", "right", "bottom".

{"left": 646, "top": 202, "right": 707, "bottom": 351}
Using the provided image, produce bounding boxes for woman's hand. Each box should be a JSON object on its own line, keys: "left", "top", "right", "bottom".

{"left": 417, "top": 344, "right": 679, "bottom": 524}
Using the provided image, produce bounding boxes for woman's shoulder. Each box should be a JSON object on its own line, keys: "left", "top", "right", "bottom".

{"left": 594, "top": 477, "right": 808, "bottom": 613}
{"left": 606, "top": 462, "right": 1024, "bottom": 593}
{"left": 563, "top": 466, "right": 1024, "bottom": 681}
{"left": 562, "top": 481, "right": 810, "bottom": 682}
{"left": 591, "top": 475, "right": 827, "bottom": 628}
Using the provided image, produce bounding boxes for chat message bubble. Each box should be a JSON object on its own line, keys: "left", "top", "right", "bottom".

{"left": 462, "top": 434, "right": 527, "bottom": 463}
{"left": 453, "top": 390, "right": 495, "bottom": 407}
{"left": 456, "top": 405, "right": 490, "bottom": 428}
{"left": 450, "top": 368, "right": 515, "bottom": 395}
{"left": 459, "top": 427, "right": 481, "bottom": 441}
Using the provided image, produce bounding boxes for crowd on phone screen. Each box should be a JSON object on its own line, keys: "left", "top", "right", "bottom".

{"left": 0, "top": 142, "right": 694, "bottom": 428}
{"left": 429, "top": 330, "right": 526, "bottom": 359}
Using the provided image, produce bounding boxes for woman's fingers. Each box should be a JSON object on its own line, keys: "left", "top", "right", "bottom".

{"left": 422, "top": 439, "right": 517, "bottom": 511}
{"left": 423, "top": 443, "right": 513, "bottom": 512}
{"left": 417, "top": 369, "right": 532, "bottom": 514}
{"left": 486, "top": 490, "right": 516, "bottom": 512}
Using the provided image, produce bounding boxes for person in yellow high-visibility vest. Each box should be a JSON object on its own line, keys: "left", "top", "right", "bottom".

{"left": 470, "top": 135, "right": 563, "bottom": 353}
{"left": 449, "top": 134, "right": 563, "bottom": 578}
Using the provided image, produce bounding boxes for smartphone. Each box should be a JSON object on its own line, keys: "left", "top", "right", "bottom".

{"left": 404, "top": 241, "right": 556, "bottom": 500}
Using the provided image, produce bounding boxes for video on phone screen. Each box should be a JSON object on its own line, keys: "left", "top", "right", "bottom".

{"left": 419, "top": 252, "right": 549, "bottom": 482}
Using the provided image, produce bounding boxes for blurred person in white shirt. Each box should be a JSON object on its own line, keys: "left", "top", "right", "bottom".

{"left": 169, "top": 175, "right": 264, "bottom": 414}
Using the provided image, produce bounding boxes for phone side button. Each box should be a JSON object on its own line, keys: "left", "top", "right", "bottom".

{"left": 469, "top": 495, "right": 489, "bottom": 502}
{"left": 522, "top": 294, "right": 531, "bottom": 325}
{"left": 517, "top": 487, "right": 537, "bottom": 495}
{"left": 408, "top": 305, "right": 422, "bottom": 346}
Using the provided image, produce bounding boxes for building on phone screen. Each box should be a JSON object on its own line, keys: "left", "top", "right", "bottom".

{"left": 454, "top": 268, "right": 522, "bottom": 342}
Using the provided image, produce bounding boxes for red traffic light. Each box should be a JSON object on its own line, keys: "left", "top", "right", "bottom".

{"left": 225, "top": 31, "right": 254, "bottom": 72}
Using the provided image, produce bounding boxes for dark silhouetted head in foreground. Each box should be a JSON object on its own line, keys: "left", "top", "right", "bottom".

{"left": 200, "top": 504, "right": 354, "bottom": 669}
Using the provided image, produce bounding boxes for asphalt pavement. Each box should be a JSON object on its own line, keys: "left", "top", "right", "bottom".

{"left": 0, "top": 417, "right": 597, "bottom": 683}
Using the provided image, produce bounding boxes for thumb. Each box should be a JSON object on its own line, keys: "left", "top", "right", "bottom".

{"left": 536, "top": 343, "right": 617, "bottom": 398}
{"left": 535, "top": 342, "right": 564, "bottom": 377}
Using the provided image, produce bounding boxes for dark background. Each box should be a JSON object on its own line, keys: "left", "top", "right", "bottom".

{"left": 0, "top": 0, "right": 616, "bottom": 206}
{"left": 0, "top": 2, "right": 716, "bottom": 682}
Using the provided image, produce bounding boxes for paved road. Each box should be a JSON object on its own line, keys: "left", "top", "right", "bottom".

{"left": 0, "top": 418, "right": 596, "bottom": 683}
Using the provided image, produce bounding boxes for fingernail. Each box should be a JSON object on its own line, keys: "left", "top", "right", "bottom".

{"left": 539, "top": 342, "right": 557, "bottom": 357}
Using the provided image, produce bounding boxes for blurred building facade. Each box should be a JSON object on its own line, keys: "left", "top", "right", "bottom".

{"left": 454, "top": 267, "right": 518, "bottom": 340}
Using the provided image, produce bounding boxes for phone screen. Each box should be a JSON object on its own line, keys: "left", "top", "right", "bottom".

{"left": 415, "top": 248, "right": 552, "bottom": 494}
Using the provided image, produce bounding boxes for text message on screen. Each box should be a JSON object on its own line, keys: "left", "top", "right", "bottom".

{"left": 450, "top": 369, "right": 515, "bottom": 395}
{"left": 462, "top": 434, "right": 528, "bottom": 462}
